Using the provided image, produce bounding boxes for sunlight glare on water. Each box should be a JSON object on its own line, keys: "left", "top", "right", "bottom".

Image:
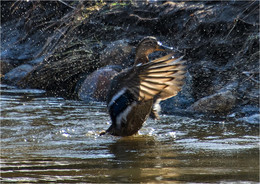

{"left": 0, "top": 84, "right": 259, "bottom": 183}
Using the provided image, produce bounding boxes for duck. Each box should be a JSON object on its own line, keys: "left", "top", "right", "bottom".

{"left": 101, "top": 36, "right": 186, "bottom": 136}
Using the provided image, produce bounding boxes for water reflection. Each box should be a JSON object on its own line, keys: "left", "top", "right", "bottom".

{"left": 107, "top": 136, "right": 180, "bottom": 183}
{"left": 0, "top": 84, "right": 259, "bottom": 183}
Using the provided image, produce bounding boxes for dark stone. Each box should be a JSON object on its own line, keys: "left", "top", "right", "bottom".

{"left": 238, "top": 114, "right": 260, "bottom": 124}
{"left": 78, "top": 66, "right": 120, "bottom": 102}
{"left": 235, "top": 105, "right": 260, "bottom": 117}
{"left": 3, "top": 64, "right": 33, "bottom": 85}
{"left": 188, "top": 90, "right": 236, "bottom": 114}
{"left": 100, "top": 39, "right": 133, "bottom": 68}
{"left": 1, "top": 60, "right": 14, "bottom": 76}
{"left": 161, "top": 71, "right": 194, "bottom": 115}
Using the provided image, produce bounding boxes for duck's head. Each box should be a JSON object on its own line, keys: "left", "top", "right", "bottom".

{"left": 134, "top": 36, "right": 173, "bottom": 65}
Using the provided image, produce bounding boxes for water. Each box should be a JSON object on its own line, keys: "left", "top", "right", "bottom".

{"left": 0, "top": 84, "right": 259, "bottom": 183}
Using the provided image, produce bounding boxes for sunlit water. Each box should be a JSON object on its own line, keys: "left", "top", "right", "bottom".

{"left": 0, "top": 84, "right": 259, "bottom": 183}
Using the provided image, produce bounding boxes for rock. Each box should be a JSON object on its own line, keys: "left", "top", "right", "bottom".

{"left": 3, "top": 64, "right": 33, "bottom": 85}
{"left": 78, "top": 66, "right": 120, "bottom": 102}
{"left": 100, "top": 40, "right": 133, "bottom": 67}
{"left": 240, "top": 105, "right": 260, "bottom": 116}
{"left": 238, "top": 114, "right": 260, "bottom": 124}
{"left": 188, "top": 90, "right": 236, "bottom": 114}
{"left": 1, "top": 19, "right": 46, "bottom": 66}
{"left": 28, "top": 56, "right": 45, "bottom": 65}
{"left": 161, "top": 71, "right": 194, "bottom": 115}
{"left": 237, "top": 74, "right": 260, "bottom": 106}
{"left": 0, "top": 60, "right": 14, "bottom": 77}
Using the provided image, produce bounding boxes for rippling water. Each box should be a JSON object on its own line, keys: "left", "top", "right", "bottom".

{"left": 0, "top": 84, "right": 259, "bottom": 183}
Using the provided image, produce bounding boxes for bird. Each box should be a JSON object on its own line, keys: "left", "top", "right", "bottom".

{"left": 101, "top": 36, "right": 186, "bottom": 136}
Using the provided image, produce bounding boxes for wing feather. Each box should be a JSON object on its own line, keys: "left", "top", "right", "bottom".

{"left": 119, "top": 53, "right": 186, "bottom": 101}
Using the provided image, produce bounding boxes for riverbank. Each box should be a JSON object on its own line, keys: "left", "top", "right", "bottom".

{"left": 1, "top": 1, "right": 259, "bottom": 123}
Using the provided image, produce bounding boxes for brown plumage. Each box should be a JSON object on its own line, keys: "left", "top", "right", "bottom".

{"left": 102, "top": 37, "right": 186, "bottom": 136}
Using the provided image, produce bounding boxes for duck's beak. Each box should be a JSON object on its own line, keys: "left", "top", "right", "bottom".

{"left": 156, "top": 41, "right": 174, "bottom": 52}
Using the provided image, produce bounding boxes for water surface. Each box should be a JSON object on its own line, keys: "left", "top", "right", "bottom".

{"left": 1, "top": 84, "right": 259, "bottom": 183}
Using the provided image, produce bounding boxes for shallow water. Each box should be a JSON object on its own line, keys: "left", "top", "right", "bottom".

{"left": 0, "top": 84, "right": 259, "bottom": 183}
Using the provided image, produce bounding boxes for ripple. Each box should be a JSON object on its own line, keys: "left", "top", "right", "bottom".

{"left": 1, "top": 84, "right": 259, "bottom": 183}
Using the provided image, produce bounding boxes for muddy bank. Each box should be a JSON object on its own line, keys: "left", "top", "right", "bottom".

{"left": 1, "top": 1, "right": 259, "bottom": 123}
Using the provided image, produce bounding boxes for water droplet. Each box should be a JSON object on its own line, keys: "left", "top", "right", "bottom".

{"left": 168, "top": 132, "right": 176, "bottom": 138}
{"left": 62, "top": 133, "right": 70, "bottom": 137}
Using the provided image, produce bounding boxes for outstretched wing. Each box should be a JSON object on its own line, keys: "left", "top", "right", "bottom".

{"left": 125, "top": 53, "right": 186, "bottom": 101}
{"left": 105, "top": 53, "right": 186, "bottom": 135}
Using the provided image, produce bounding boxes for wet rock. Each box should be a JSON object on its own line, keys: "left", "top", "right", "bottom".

{"left": 0, "top": 60, "right": 14, "bottom": 77}
{"left": 100, "top": 40, "right": 133, "bottom": 67}
{"left": 161, "top": 71, "right": 194, "bottom": 115}
{"left": 240, "top": 105, "right": 260, "bottom": 116}
{"left": 188, "top": 90, "right": 236, "bottom": 114}
{"left": 78, "top": 66, "right": 120, "bottom": 102}
{"left": 1, "top": 19, "right": 47, "bottom": 66}
{"left": 189, "top": 63, "right": 215, "bottom": 101}
{"left": 28, "top": 56, "right": 45, "bottom": 65}
{"left": 237, "top": 71, "right": 260, "bottom": 106}
{"left": 238, "top": 114, "right": 260, "bottom": 124}
{"left": 3, "top": 64, "right": 34, "bottom": 85}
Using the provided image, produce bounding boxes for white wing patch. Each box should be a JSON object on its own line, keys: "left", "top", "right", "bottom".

{"left": 116, "top": 102, "right": 137, "bottom": 129}
{"left": 108, "top": 88, "right": 127, "bottom": 108}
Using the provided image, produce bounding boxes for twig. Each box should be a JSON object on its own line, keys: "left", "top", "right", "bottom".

{"left": 58, "top": 0, "right": 76, "bottom": 10}
{"left": 242, "top": 71, "right": 260, "bottom": 84}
